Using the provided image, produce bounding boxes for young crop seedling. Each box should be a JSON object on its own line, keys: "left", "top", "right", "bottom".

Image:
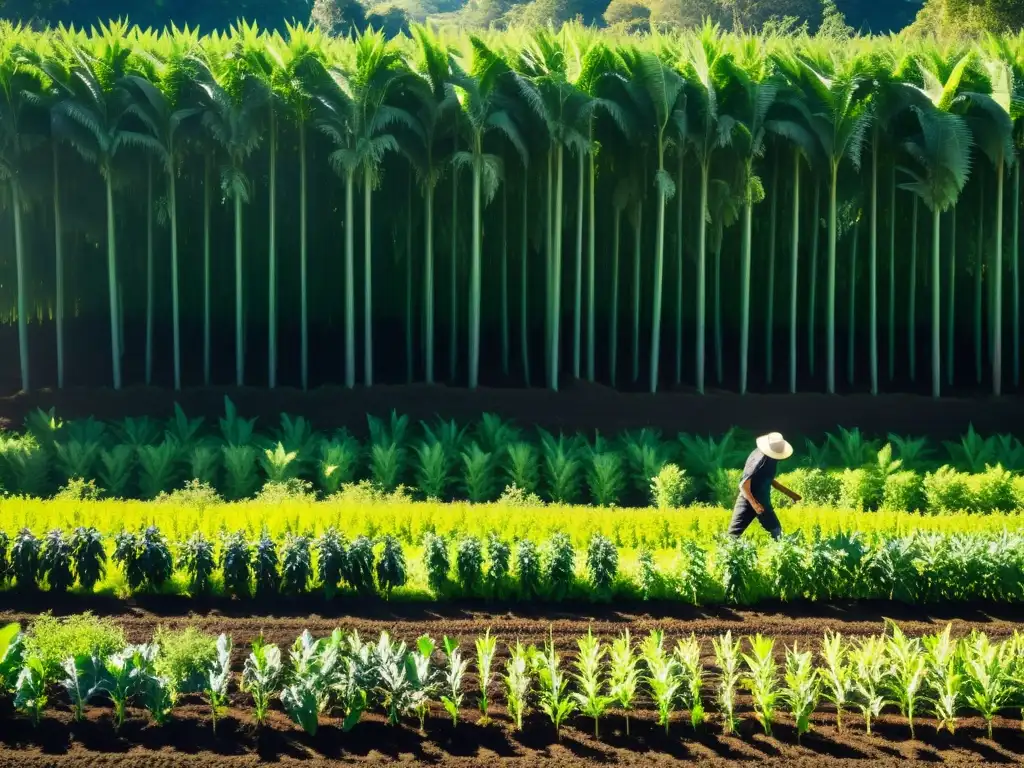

{"left": 885, "top": 623, "right": 927, "bottom": 738}
{"left": 504, "top": 641, "right": 533, "bottom": 731}
{"left": 964, "top": 632, "right": 1015, "bottom": 739}
{"left": 475, "top": 629, "right": 497, "bottom": 724}
{"left": 242, "top": 635, "right": 283, "bottom": 727}
{"left": 641, "top": 630, "right": 681, "bottom": 734}
{"left": 572, "top": 628, "right": 613, "bottom": 738}
{"left": 205, "top": 634, "right": 232, "bottom": 733}
{"left": 674, "top": 634, "right": 705, "bottom": 729}
{"left": 851, "top": 634, "right": 889, "bottom": 735}
{"left": 533, "top": 633, "right": 576, "bottom": 740}
{"left": 923, "top": 624, "right": 963, "bottom": 734}
{"left": 608, "top": 629, "right": 640, "bottom": 735}
{"left": 440, "top": 637, "right": 469, "bottom": 726}
{"left": 713, "top": 631, "right": 742, "bottom": 734}
{"left": 407, "top": 636, "right": 437, "bottom": 732}
{"left": 820, "top": 631, "right": 854, "bottom": 732}
{"left": 743, "top": 634, "right": 780, "bottom": 736}
{"left": 782, "top": 644, "right": 819, "bottom": 743}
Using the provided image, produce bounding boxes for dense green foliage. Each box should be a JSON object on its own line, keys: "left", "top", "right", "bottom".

{"left": 1, "top": 20, "right": 1023, "bottom": 395}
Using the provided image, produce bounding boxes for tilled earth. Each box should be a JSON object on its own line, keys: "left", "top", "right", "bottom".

{"left": 0, "top": 600, "right": 1022, "bottom": 766}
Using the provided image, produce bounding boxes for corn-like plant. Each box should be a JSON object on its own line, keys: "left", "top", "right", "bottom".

{"left": 137, "top": 440, "right": 180, "bottom": 499}
{"left": 819, "top": 631, "right": 854, "bottom": 732}
{"left": 782, "top": 644, "right": 819, "bottom": 743}
{"left": 533, "top": 632, "right": 577, "bottom": 740}
{"left": 376, "top": 535, "right": 407, "bottom": 598}
{"left": 318, "top": 431, "right": 361, "bottom": 495}
{"left": 885, "top": 623, "right": 927, "bottom": 738}
{"left": 923, "top": 624, "right": 963, "bottom": 734}
{"left": 98, "top": 445, "right": 135, "bottom": 498}
{"left": 850, "top": 634, "right": 889, "bottom": 735}
{"left": 674, "top": 634, "right": 705, "bottom": 729}
{"left": 622, "top": 428, "right": 669, "bottom": 498}
{"left": 260, "top": 442, "right": 298, "bottom": 483}
{"left": 540, "top": 430, "right": 582, "bottom": 503}
{"left": 14, "top": 658, "right": 47, "bottom": 726}
{"left": 462, "top": 442, "right": 498, "bottom": 502}
{"left": 179, "top": 532, "right": 216, "bottom": 595}
{"left": 713, "top": 631, "right": 742, "bottom": 734}
{"left": 587, "top": 451, "right": 625, "bottom": 507}
{"left": 370, "top": 442, "right": 405, "bottom": 492}
{"left": 187, "top": 444, "right": 220, "bottom": 487}
{"left": 54, "top": 439, "right": 100, "bottom": 485}
{"left": 964, "top": 632, "right": 1015, "bottom": 739}
{"left": 205, "top": 634, "right": 232, "bottom": 733}
{"left": 439, "top": 636, "right": 469, "bottom": 726}
{"left": 242, "top": 635, "right": 283, "bottom": 727}
{"left": 40, "top": 529, "right": 74, "bottom": 593}
{"left": 505, "top": 442, "right": 539, "bottom": 494}
{"left": 218, "top": 398, "right": 256, "bottom": 447}
{"left": 476, "top": 629, "right": 497, "bottom": 724}
{"left": 222, "top": 444, "right": 260, "bottom": 500}
{"left": 274, "top": 414, "right": 318, "bottom": 469}
{"left": 585, "top": 533, "right": 618, "bottom": 597}
{"left": 608, "top": 629, "right": 640, "bottom": 735}
{"left": 641, "top": 630, "right": 681, "bottom": 734}
{"left": 544, "top": 532, "right": 576, "bottom": 600}
{"left": 572, "top": 628, "right": 613, "bottom": 738}
{"left": 743, "top": 634, "right": 780, "bottom": 736}
{"left": 414, "top": 440, "right": 452, "bottom": 500}
{"left": 375, "top": 632, "right": 415, "bottom": 726}
{"left": 504, "top": 641, "right": 532, "bottom": 731}
{"left": 407, "top": 635, "right": 437, "bottom": 732}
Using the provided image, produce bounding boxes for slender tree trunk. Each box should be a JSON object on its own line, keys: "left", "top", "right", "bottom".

{"left": 809, "top": 180, "right": 820, "bottom": 377}
{"left": 650, "top": 142, "right": 668, "bottom": 393}
{"left": 740, "top": 196, "right": 752, "bottom": 394}
{"left": 501, "top": 171, "right": 509, "bottom": 379}
{"left": 469, "top": 141, "right": 482, "bottom": 390}
{"left": 407, "top": 174, "right": 414, "bottom": 384}
{"left": 145, "top": 160, "right": 154, "bottom": 386}
{"left": 450, "top": 141, "right": 459, "bottom": 382}
{"left": 521, "top": 177, "right": 530, "bottom": 386}
{"left": 993, "top": 156, "right": 1004, "bottom": 395}
{"left": 299, "top": 122, "right": 309, "bottom": 391}
{"left": 675, "top": 152, "right": 684, "bottom": 386}
{"left": 1014, "top": 160, "right": 1020, "bottom": 388}
{"left": 976, "top": 181, "right": 984, "bottom": 385}
{"left": 848, "top": 217, "right": 859, "bottom": 386}
{"left": 11, "top": 182, "right": 29, "bottom": 392}
{"left": 610, "top": 206, "right": 621, "bottom": 387}
{"left": 888, "top": 164, "right": 896, "bottom": 381}
{"left": 53, "top": 148, "right": 64, "bottom": 389}
{"left": 909, "top": 195, "right": 918, "bottom": 383}
{"left": 931, "top": 208, "right": 941, "bottom": 398}
{"left": 425, "top": 182, "right": 435, "bottom": 384}
{"left": 105, "top": 176, "right": 121, "bottom": 390}
{"left": 550, "top": 144, "right": 564, "bottom": 391}
{"left": 588, "top": 145, "right": 597, "bottom": 383}
{"left": 364, "top": 164, "right": 373, "bottom": 387}
{"left": 789, "top": 151, "right": 800, "bottom": 394}
{"left": 632, "top": 200, "right": 642, "bottom": 384}
{"left": 697, "top": 163, "right": 709, "bottom": 394}
{"left": 947, "top": 205, "right": 957, "bottom": 387}
{"left": 714, "top": 234, "right": 723, "bottom": 386}
{"left": 870, "top": 129, "right": 878, "bottom": 395}
{"left": 203, "top": 153, "right": 212, "bottom": 387}
{"left": 169, "top": 152, "right": 181, "bottom": 391}
{"left": 766, "top": 152, "right": 778, "bottom": 386}
{"left": 268, "top": 110, "right": 278, "bottom": 389}
{"left": 234, "top": 192, "right": 244, "bottom": 387}
{"left": 573, "top": 150, "right": 584, "bottom": 380}
{"left": 545, "top": 149, "right": 553, "bottom": 383}
{"left": 826, "top": 163, "right": 838, "bottom": 394}
{"left": 345, "top": 170, "right": 355, "bottom": 388}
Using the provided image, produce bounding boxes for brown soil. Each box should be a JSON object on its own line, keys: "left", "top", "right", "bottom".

{"left": 0, "top": 600, "right": 1022, "bottom": 767}
{"left": 0, "top": 383, "right": 1021, "bottom": 441}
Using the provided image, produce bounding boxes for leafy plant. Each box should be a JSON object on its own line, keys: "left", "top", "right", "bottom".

{"left": 204, "top": 634, "right": 232, "bottom": 733}
{"left": 25, "top": 613, "right": 124, "bottom": 682}
{"left": 923, "top": 624, "right": 963, "bottom": 735}
{"left": 506, "top": 442, "right": 539, "bottom": 494}
{"left": 572, "top": 628, "right": 613, "bottom": 738}
{"left": 887, "top": 433, "right": 934, "bottom": 471}
{"left": 342, "top": 535, "right": 376, "bottom": 596}
{"left": 14, "top": 658, "right": 47, "bottom": 726}
{"left": 476, "top": 629, "right": 497, "bottom": 724}
{"left": 414, "top": 440, "right": 453, "bottom": 500}
{"left": 280, "top": 534, "right": 312, "bottom": 595}
{"left": 318, "top": 432, "right": 361, "bottom": 495}
{"left": 539, "top": 430, "right": 582, "bottom": 503}
{"left": 515, "top": 538, "right": 541, "bottom": 598}
{"left": 462, "top": 442, "right": 498, "bottom": 502}
{"left": 650, "top": 463, "right": 691, "bottom": 508}
{"left": 439, "top": 636, "right": 469, "bottom": 726}
{"left": 713, "top": 631, "right": 742, "bottom": 734}
{"left": 60, "top": 655, "right": 102, "bottom": 723}
{"left": 587, "top": 450, "right": 625, "bottom": 507}
{"left": 260, "top": 442, "right": 299, "bottom": 483}
{"left": 826, "top": 426, "right": 879, "bottom": 468}
{"left": 154, "top": 626, "right": 217, "bottom": 696}
{"left": 455, "top": 535, "right": 484, "bottom": 595}
{"left": 641, "top": 630, "right": 680, "bottom": 734}
{"left": 944, "top": 424, "right": 996, "bottom": 473}
{"left": 964, "top": 631, "right": 1015, "bottom": 738}
{"left": 40, "top": 529, "right": 74, "bottom": 593}
{"left": 221, "top": 531, "right": 252, "bottom": 598}
{"left": 376, "top": 535, "right": 407, "bottom": 598}
{"left": 504, "top": 640, "right": 532, "bottom": 731}
{"left": 585, "top": 533, "right": 618, "bottom": 597}
{"left": 820, "top": 631, "right": 854, "bottom": 731}
{"left": 543, "top": 532, "right": 576, "bottom": 600}
{"left": 315, "top": 527, "right": 348, "bottom": 598}
{"left": 851, "top": 634, "right": 889, "bottom": 735}
{"left": 485, "top": 534, "right": 511, "bottom": 595}
{"left": 242, "top": 636, "right": 283, "bottom": 727}
{"left": 423, "top": 533, "right": 450, "bottom": 595}
{"left": 622, "top": 428, "right": 670, "bottom": 498}
{"left": 70, "top": 527, "right": 106, "bottom": 591}
{"left": 885, "top": 622, "right": 927, "bottom": 738}
{"left": 100, "top": 644, "right": 159, "bottom": 731}
{"left": 10, "top": 529, "right": 40, "bottom": 590}
{"left": 98, "top": 445, "right": 135, "bottom": 497}
{"left": 532, "top": 632, "right": 576, "bottom": 739}
{"left": 608, "top": 629, "right": 640, "bottom": 735}
{"left": 113, "top": 527, "right": 173, "bottom": 592}
{"left": 782, "top": 644, "right": 819, "bottom": 743}
{"left": 137, "top": 440, "right": 181, "bottom": 499}
{"left": 179, "top": 532, "right": 216, "bottom": 595}
{"left": 252, "top": 530, "right": 279, "bottom": 597}
{"left": 222, "top": 444, "right": 260, "bottom": 500}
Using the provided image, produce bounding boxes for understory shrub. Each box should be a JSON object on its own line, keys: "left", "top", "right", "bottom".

{"left": 923, "top": 467, "right": 975, "bottom": 513}
{"left": 650, "top": 463, "right": 691, "bottom": 509}
{"left": 838, "top": 469, "right": 884, "bottom": 511}
{"left": 154, "top": 627, "right": 218, "bottom": 695}
{"left": 971, "top": 465, "right": 1017, "bottom": 513}
{"left": 777, "top": 468, "right": 841, "bottom": 507}
{"left": 26, "top": 612, "right": 125, "bottom": 681}
{"left": 708, "top": 469, "right": 742, "bottom": 508}
{"left": 882, "top": 471, "right": 925, "bottom": 512}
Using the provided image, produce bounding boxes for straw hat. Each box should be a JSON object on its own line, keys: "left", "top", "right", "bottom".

{"left": 756, "top": 432, "right": 793, "bottom": 461}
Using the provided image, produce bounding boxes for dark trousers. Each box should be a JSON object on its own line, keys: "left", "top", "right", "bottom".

{"left": 728, "top": 503, "right": 783, "bottom": 539}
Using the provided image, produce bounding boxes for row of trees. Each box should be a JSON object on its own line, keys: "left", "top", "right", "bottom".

{"left": 0, "top": 20, "right": 1020, "bottom": 396}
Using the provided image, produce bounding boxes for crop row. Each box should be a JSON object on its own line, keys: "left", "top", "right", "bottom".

{"left": 2, "top": 615, "right": 1023, "bottom": 742}
{"left": 2, "top": 404, "right": 1023, "bottom": 510}
{"left": 3, "top": 525, "right": 1024, "bottom": 605}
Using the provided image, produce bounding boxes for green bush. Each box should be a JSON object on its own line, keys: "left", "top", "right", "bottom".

{"left": 650, "top": 463, "right": 691, "bottom": 509}
{"left": 26, "top": 612, "right": 125, "bottom": 681}
{"left": 154, "top": 626, "right": 217, "bottom": 695}
{"left": 971, "top": 464, "right": 1017, "bottom": 513}
{"left": 707, "top": 468, "right": 742, "bottom": 508}
{"left": 882, "top": 471, "right": 925, "bottom": 512}
{"left": 923, "top": 466, "right": 975, "bottom": 513}
{"left": 778, "top": 468, "right": 842, "bottom": 507}
{"left": 838, "top": 468, "right": 884, "bottom": 511}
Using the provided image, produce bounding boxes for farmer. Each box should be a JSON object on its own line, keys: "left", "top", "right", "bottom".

{"left": 728, "top": 432, "right": 801, "bottom": 539}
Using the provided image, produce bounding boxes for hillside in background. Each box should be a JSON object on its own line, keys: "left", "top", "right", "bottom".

{"left": 0, "top": 0, "right": 922, "bottom": 34}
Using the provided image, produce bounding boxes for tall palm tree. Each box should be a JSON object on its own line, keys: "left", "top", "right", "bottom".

{"left": 52, "top": 21, "right": 165, "bottom": 390}
{"left": 899, "top": 104, "right": 973, "bottom": 397}
{"left": 194, "top": 30, "right": 266, "bottom": 387}
{"left": 122, "top": 26, "right": 201, "bottom": 391}
{"left": 409, "top": 24, "right": 459, "bottom": 386}
{"left": 316, "top": 30, "right": 417, "bottom": 388}
{"left": 0, "top": 22, "right": 44, "bottom": 392}
{"left": 779, "top": 51, "right": 872, "bottom": 394}
{"left": 684, "top": 21, "right": 734, "bottom": 395}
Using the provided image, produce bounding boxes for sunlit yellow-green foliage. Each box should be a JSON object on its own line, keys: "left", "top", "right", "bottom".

{"left": 5, "top": 495, "right": 1022, "bottom": 548}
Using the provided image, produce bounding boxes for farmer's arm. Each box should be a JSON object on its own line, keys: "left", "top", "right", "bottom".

{"left": 740, "top": 478, "right": 765, "bottom": 514}
{"left": 772, "top": 479, "right": 801, "bottom": 502}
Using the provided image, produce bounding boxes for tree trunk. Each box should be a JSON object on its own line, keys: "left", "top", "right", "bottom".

{"left": 521, "top": 177, "right": 530, "bottom": 386}
{"left": 573, "top": 149, "right": 584, "bottom": 380}
{"left": 588, "top": 145, "right": 597, "bottom": 383}
{"left": 364, "top": 164, "right": 373, "bottom": 387}
{"left": 932, "top": 208, "right": 941, "bottom": 398}
{"left": 407, "top": 174, "right": 414, "bottom": 384}
{"left": 469, "top": 141, "right": 482, "bottom": 390}
{"left": 11, "top": 182, "right": 29, "bottom": 392}
{"left": 696, "top": 162, "right": 709, "bottom": 394}
{"left": 888, "top": 164, "right": 896, "bottom": 382}
{"left": 53, "top": 147, "right": 64, "bottom": 389}
{"left": 993, "top": 156, "right": 1003, "bottom": 396}
{"left": 425, "top": 182, "right": 435, "bottom": 384}
{"left": 909, "top": 195, "right": 918, "bottom": 383}
{"left": 170, "top": 152, "right": 181, "bottom": 391}
{"left": 869, "top": 128, "right": 878, "bottom": 395}
{"left": 501, "top": 170, "right": 509, "bottom": 379}
{"left": 1013, "top": 160, "right": 1020, "bottom": 388}
{"left": 203, "top": 153, "right": 212, "bottom": 387}
{"left": 550, "top": 144, "right": 564, "bottom": 392}
{"left": 145, "top": 159, "right": 154, "bottom": 386}
{"left": 675, "top": 151, "right": 684, "bottom": 386}
{"left": 268, "top": 109, "right": 278, "bottom": 389}
{"left": 714, "top": 233, "right": 723, "bottom": 386}
{"left": 789, "top": 151, "right": 801, "bottom": 394}
{"left": 234, "top": 191, "right": 244, "bottom": 387}
{"left": 610, "top": 206, "right": 621, "bottom": 387}
{"left": 299, "top": 121, "right": 309, "bottom": 391}
{"left": 450, "top": 141, "right": 459, "bottom": 383}
{"left": 826, "top": 162, "right": 838, "bottom": 394}
{"left": 740, "top": 173, "right": 752, "bottom": 394}
{"left": 345, "top": 170, "right": 355, "bottom": 388}
{"left": 649, "top": 141, "right": 667, "bottom": 393}
{"left": 766, "top": 152, "right": 778, "bottom": 386}
{"left": 632, "top": 199, "right": 642, "bottom": 384}
{"left": 976, "top": 179, "right": 984, "bottom": 385}
{"left": 809, "top": 180, "right": 820, "bottom": 377}
{"left": 545, "top": 149, "right": 553, "bottom": 384}
{"left": 105, "top": 176, "right": 121, "bottom": 390}
{"left": 947, "top": 205, "right": 956, "bottom": 387}
{"left": 848, "top": 216, "right": 859, "bottom": 386}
